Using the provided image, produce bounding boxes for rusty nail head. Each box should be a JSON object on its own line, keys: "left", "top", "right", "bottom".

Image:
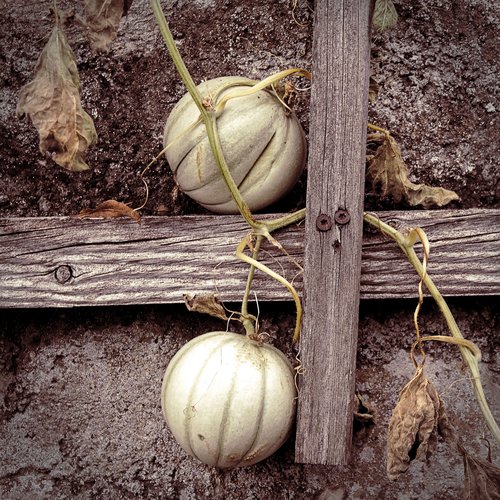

{"left": 55, "top": 265, "right": 73, "bottom": 284}
{"left": 316, "top": 213, "right": 332, "bottom": 231}
{"left": 334, "top": 209, "right": 351, "bottom": 225}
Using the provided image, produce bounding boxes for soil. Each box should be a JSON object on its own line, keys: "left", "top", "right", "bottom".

{"left": 1, "top": 299, "right": 499, "bottom": 499}
{"left": 0, "top": 0, "right": 498, "bottom": 217}
{"left": 0, "top": 0, "right": 499, "bottom": 498}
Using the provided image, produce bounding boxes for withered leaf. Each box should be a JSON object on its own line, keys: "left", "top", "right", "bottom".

{"left": 373, "top": 0, "right": 398, "bottom": 33}
{"left": 83, "top": 0, "right": 133, "bottom": 52}
{"left": 183, "top": 294, "right": 228, "bottom": 321}
{"left": 439, "top": 408, "right": 500, "bottom": 500}
{"left": 462, "top": 449, "right": 500, "bottom": 500}
{"left": 368, "top": 76, "right": 380, "bottom": 103}
{"left": 17, "top": 26, "right": 97, "bottom": 172}
{"left": 354, "top": 393, "right": 375, "bottom": 437}
{"left": 354, "top": 393, "right": 375, "bottom": 424}
{"left": 367, "top": 135, "right": 460, "bottom": 208}
{"left": 77, "top": 200, "right": 140, "bottom": 223}
{"left": 387, "top": 366, "right": 442, "bottom": 480}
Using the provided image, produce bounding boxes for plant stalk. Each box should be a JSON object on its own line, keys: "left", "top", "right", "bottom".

{"left": 149, "top": 0, "right": 205, "bottom": 114}
{"left": 363, "top": 212, "right": 500, "bottom": 444}
{"left": 240, "top": 235, "right": 264, "bottom": 337}
{"left": 150, "top": 0, "right": 258, "bottom": 228}
{"left": 236, "top": 236, "right": 302, "bottom": 343}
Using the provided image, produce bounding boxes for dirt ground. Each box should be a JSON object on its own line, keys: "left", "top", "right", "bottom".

{"left": 0, "top": 0, "right": 499, "bottom": 498}
{"left": 0, "top": 299, "right": 498, "bottom": 498}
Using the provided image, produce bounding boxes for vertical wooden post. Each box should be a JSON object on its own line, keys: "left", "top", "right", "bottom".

{"left": 295, "top": 0, "right": 372, "bottom": 465}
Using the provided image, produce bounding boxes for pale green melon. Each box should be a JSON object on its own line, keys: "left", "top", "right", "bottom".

{"left": 164, "top": 76, "right": 307, "bottom": 214}
{"left": 161, "top": 331, "right": 297, "bottom": 468}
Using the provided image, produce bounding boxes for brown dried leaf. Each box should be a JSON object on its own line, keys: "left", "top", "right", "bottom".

{"left": 183, "top": 294, "right": 228, "bottom": 321}
{"left": 83, "top": 0, "right": 132, "bottom": 52}
{"left": 368, "top": 76, "right": 380, "bottom": 103}
{"left": 367, "top": 135, "right": 459, "bottom": 208}
{"left": 438, "top": 408, "right": 500, "bottom": 500}
{"left": 77, "top": 200, "right": 140, "bottom": 222}
{"left": 354, "top": 393, "right": 375, "bottom": 424}
{"left": 16, "top": 26, "right": 97, "bottom": 172}
{"left": 462, "top": 450, "right": 500, "bottom": 500}
{"left": 353, "top": 393, "right": 375, "bottom": 438}
{"left": 407, "top": 183, "right": 460, "bottom": 208}
{"left": 387, "top": 366, "right": 442, "bottom": 480}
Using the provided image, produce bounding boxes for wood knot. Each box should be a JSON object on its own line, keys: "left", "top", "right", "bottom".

{"left": 54, "top": 265, "right": 73, "bottom": 284}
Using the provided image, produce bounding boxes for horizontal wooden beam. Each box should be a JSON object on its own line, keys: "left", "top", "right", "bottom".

{"left": 0, "top": 209, "right": 498, "bottom": 308}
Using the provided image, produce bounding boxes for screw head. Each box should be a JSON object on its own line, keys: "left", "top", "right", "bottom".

{"left": 334, "top": 210, "right": 351, "bottom": 225}
{"left": 316, "top": 213, "right": 332, "bottom": 231}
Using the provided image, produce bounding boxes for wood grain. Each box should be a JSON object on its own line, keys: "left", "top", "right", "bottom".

{"left": 295, "top": 0, "right": 373, "bottom": 465}
{"left": 1, "top": 210, "right": 498, "bottom": 308}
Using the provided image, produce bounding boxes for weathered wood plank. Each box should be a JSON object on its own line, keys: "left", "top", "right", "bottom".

{"left": 295, "top": 0, "right": 373, "bottom": 465}
{"left": 0, "top": 209, "right": 499, "bottom": 308}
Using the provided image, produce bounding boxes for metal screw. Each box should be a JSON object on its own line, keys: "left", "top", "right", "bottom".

{"left": 54, "top": 265, "right": 73, "bottom": 284}
{"left": 334, "top": 209, "right": 351, "bottom": 225}
{"left": 316, "top": 213, "right": 332, "bottom": 231}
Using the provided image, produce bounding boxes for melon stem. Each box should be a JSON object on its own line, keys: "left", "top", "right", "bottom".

{"left": 236, "top": 236, "right": 302, "bottom": 343}
{"left": 240, "top": 235, "right": 264, "bottom": 338}
{"left": 149, "top": 0, "right": 308, "bottom": 235}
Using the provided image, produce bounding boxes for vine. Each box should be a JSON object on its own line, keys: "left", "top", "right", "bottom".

{"left": 149, "top": 0, "right": 499, "bottom": 453}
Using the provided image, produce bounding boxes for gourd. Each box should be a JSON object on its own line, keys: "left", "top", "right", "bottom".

{"left": 163, "top": 76, "right": 307, "bottom": 214}
{"left": 161, "top": 331, "right": 297, "bottom": 468}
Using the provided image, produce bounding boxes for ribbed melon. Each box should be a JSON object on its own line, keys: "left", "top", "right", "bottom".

{"left": 163, "top": 76, "right": 307, "bottom": 214}
{"left": 161, "top": 331, "right": 297, "bottom": 468}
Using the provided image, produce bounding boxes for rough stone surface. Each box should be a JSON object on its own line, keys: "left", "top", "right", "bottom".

{"left": 0, "top": 0, "right": 499, "bottom": 498}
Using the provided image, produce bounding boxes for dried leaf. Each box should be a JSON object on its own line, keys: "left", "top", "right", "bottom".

{"left": 369, "top": 76, "right": 380, "bottom": 103}
{"left": 353, "top": 393, "right": 375, "bottom": 438}
{"left": 408, "top": 185, "right": 459, "bottom": 208}
{"left": 17, "top": 26, "right": 97, "bottom": 172}
{"left": 83, "top": 0, "right": 132, "bottom": 51}
{"left": 354, "top": 393, "right": 375, "bottom": 424}
{"left": 462, "top": 450, "right": 500, "bottom": 499}
{"left": 183, "top": 294, "right": 228, "bottom": 321}
{"left": 77, "top": 200, "right": 140, "bottom": 222}
{"left": 367, "top": 135, "right": 460, "bottom": 208}
{"left": 387, "top": 366, "right": 441, "bottom": 480}
{"left": 439, "top": 408, "right": 500, "bottom": 500}
{"left": 373, "top": 0, "right": 398, "bottom": 33}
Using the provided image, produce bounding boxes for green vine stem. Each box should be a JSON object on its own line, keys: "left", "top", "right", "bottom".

{"left": 240, "top": 235, "right": 264, "bottom": 338}
{"left": 150, "top": 0, "right": 205, "bottom": 114}
{"left": 150, "top": 0, "right": 308, "bottom": 235}
{"left": 367, "top": 122, "right": 391, "bottom": 138}
{"left": 214, "top": 68, "right": 311, "bottom": 114}
{"left": 150, "top": 0, "right": 256, "bottom": 227}
{"left": 363, "top": 212, "right": 500, "bottom": 444}
{"left": 410, "top": 226, "right": 430, "bottom": 366}
{"left": 150, "top": 2, "right": 498, "bottom": 442}
{"left": 236, "top": 235, "right": 303, "bottom": 343}
{"left": 411, "top": 335, "right": 482, "bottom": 362}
